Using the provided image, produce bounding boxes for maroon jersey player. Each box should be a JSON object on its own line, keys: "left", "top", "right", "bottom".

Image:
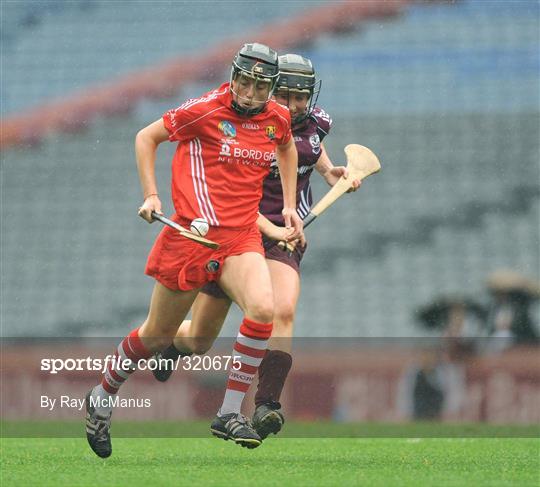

{"left": 152, "top": 54, "right": 360, "bottom": 442}
{"left": 261, "top": 104, "right": 333, "bottom": 227}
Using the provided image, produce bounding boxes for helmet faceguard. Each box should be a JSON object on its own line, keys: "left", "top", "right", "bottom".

{"left": 275, "top": 54, "right": 321, "bottom": 126}
{"left": 230, "top": 43, "right": 279, "bottom": 116}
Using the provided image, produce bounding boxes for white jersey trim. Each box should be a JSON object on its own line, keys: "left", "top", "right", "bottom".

{"left": 298, "top": 199, "right": 309, "bottom": 218}
{"left": 194, "top": 138, "right": 219, "bottom": 225}
{"left": 317, "top": 125, "right": 329, "bottom": 136}
{"left": 298, "top": 206, "right": 308, "bottom": 219}
{"left": 178, "top": 86, "right": 227, "bottom": 111}
{"left": 172, "top": 105, "right": 226, "bottom": 138}
{"left": 190, "top": 138, "right": 219, "bottom": 226}
{"left": 300, "top": 186, "right": 311, "bottom": 215}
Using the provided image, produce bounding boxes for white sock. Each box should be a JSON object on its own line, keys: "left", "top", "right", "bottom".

{"left": 91, "top": 384, "right": 114, "bottom": 416}
{"left": 218, "top": 390, "right": 246, "bottom": 416}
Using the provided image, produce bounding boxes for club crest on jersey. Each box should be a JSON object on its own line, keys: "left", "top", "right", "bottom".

{"left": 265, "top": 125, "right": 276, "bottom": 140}
{"left": 309, "top": 133, "right": 321, "bottom": 155}
{"left": 218, "top": 120, "right": 237, "bottom": 138}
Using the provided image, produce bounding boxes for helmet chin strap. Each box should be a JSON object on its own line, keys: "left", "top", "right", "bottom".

{"left": 230, "top": 85, "right": 267, "bottom": 116}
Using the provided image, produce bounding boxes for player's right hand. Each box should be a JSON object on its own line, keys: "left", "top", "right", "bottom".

{"left": 282, "top": 207, "right": 303, "bottom": 241}
{"left": 138, "top": 194, "right": 162, "bottom": 223}
{"left": 286, "top": 229, "right": 306, "bottom": 249}
{"left": 298, "top": 231, "right": 307, "bottom": 248}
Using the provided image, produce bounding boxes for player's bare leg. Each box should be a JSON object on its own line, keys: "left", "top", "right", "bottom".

{"left": 252, "top": 259, "right": 298, "bottom": 439}
{"left": 176, "top": 292, "right": 232, "bottom": 354}
{"left": 209, "top": 251, "right": 274, "bottom": 448}
{"left": 151, "top": 292, "right": 231, "bottom": 382}
{"left": 85, "top": 283, "right": 198, "bottom": 458}
{"left": 265, "top": 259, "right": 299, "bottom": 353}
{"left": 138, "top": 283, "right": 200, "bottom": 345}
{"left": 219, "top": 252, "right": 274, "bottom": 322}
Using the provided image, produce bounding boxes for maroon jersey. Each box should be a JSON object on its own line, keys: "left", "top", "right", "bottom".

{"left": 259, "top": 106, "right": 332, "bottom": 225}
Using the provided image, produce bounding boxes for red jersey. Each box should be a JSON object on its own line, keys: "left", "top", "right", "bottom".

{"left": 163, "top": 83, "right": 292, "bottom": 228}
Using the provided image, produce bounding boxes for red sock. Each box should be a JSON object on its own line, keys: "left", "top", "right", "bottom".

{"left": 101, "top": 328, "right": 153, "bottom": 394}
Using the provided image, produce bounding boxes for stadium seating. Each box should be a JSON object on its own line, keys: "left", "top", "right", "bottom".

{"left": 2, "top": 0, "right": 328, "bottom": 115}
{"left": 2, "top": 0, "right": 538, "bottom": 337}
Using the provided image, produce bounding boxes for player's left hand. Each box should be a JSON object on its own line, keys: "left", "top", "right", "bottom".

{"left": 277, "top": 232, "right": 306, "bottom": 253}
{"left": 288, "top": 229, "right": 307, "bottom": 249}
{"left": 282, "top": 207, "right": 303, "bottom": 241}
{"left": 326, "top": 166, "right": 361, "bottom": 193}
{"left": 264, "top": 222, "right": 293, "bottom": 243}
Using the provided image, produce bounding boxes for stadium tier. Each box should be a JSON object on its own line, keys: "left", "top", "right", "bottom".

{"left": 1, "top": 0, "right": 538, "bottom": 337}
{"left": 298, "top": 197, "right": 539, "bottom": 336}
{"left": 2, "top": 0, "right": 329, "bottom": 116}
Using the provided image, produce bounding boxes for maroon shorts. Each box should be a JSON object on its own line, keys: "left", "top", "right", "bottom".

{"left": 201, "top": 235, "right": 306, "bottom": 300}
{"left": 145, "top": 216, "right": 264, "bottom": 291}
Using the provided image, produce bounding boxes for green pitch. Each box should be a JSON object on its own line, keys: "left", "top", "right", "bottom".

{"left": 1, "top": 424, "right": 539, "bottom": 487}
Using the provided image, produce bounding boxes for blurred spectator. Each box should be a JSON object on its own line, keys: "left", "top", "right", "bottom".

{"left": 396, "top": 296, "right": 484, "bottom": 421}
{"left": 397, "top": 347, "right": 467, "bottom": 421}
{"left": 484, "top": 270, "right": 540, "bottom": 352}
{"left": 416, "top": 296, "right": 484, "bottom": 359}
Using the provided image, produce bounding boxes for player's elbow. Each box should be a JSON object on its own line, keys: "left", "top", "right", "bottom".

{"left": 135, "top": 127, "right": 153, "bottom": 148}
{"left": 135, "top": 121, "right": 167, "bottom": 149}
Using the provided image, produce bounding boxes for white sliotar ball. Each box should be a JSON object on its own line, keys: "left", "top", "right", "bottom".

{"left": 190, "top": 217, "right": 209, "bottom": 237}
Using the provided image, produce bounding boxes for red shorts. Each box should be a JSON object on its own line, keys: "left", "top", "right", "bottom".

{"left": 202, "top": 235, "right": 307, "bottom": 300}
{"left": 145, "top": 215, "right": 264, "bottom": 291}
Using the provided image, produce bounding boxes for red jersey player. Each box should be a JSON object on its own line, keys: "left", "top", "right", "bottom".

{"left": 150, "top": 55, "right": 360, "bottom": 440}
{"left": 85, "top": 43, "right": 303, "bottom": 457}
